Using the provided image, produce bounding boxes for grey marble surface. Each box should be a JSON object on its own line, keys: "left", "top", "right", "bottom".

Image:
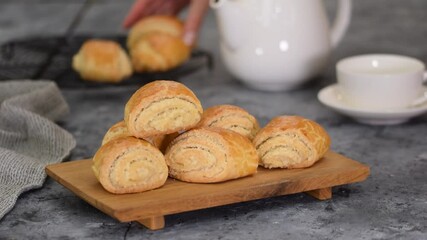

{"left": 0, "top": 0, "right": 427, "bottom": 239}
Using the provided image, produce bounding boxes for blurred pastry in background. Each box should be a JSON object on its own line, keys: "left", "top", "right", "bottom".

{"left": 130, "top": 32, "right": 190, "bottom": 72}
{"left": 127, "top": 15, "right": 184, "bottom": 48}
{"left": 72, "top": 39, "right": 133, "bottom": 83}
{"left": 127, "top": 15, "right": 190, "bottom": 72}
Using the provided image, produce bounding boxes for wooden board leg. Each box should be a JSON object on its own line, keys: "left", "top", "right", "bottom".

{"left": 137, "top": 216, "right": 165, "bottom": 230}
{"left": 306, "top": 187, "right": 332, "bottom": 200}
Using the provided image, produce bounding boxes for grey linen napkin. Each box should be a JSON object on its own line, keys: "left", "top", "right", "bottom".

{"left": 0, "top": 80, "right": 76, "bottom": 219}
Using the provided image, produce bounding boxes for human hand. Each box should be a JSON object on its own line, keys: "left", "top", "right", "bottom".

{"left": 122, "top": 0, "right": 210, "bottom": 46}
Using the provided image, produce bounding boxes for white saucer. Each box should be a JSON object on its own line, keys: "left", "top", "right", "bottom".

{"left": 317, "top": 84, "right": 427, "bottom": 125}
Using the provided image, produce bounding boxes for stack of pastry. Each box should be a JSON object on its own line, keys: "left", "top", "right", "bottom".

{"left": 72, "top": 15, "right": 190, "bottom": 83}
{"left": 93, "top": 80, "right": 200, "bottom": 194}
{"left": 127, "top": 16, "right": 190, "bottom": 73}
{"left": 92, "top": 80, "right": 331, "bottom": 194}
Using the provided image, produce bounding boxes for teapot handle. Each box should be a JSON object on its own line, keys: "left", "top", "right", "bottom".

{"left": 331, "top": 0, "right": 352, "bottom": 48}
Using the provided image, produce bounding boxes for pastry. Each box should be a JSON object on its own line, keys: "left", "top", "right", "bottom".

{"left": 124, "top": 80, "right": 203, "bottom": 138}
{"left": 130, "top": 32, "right": 190, "bottom": 72}
{"left": 127, "top": 15, "right": 184, "bottom": 48}
{"left": 92, "top": 136, "right": 168, "bottom": 194}
{"left": 102, "top": 120, "right": 177, "bottom": 153}
{"left": 72, "top": 39, "right": 133, "bottom": 83}
{"left": 101, "top": 121, "right": 133, "bottom": 145}
{"left": 253, "top": 115, "right": 331, "bottom": 169}
{"left": 197, "top": 104, "right": 260, "bottom": 140}
{"left": 165, "top": 127, "right": 259, "bottom": 183}
{"left": 127, "top": 15, "right": 190, "bottom": 72}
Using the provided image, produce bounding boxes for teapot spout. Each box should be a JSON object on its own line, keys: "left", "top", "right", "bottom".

{"left": 210, "top": 0, "right": 245, "bottom": 51}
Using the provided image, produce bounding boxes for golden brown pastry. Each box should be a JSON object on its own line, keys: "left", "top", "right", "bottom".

{"left": 124, "top": 80, "right": 203, "bottom": 139}
{"left": 127, "top": 15, "right": 184, "bottom": 48}
{"left": 253, "top": 115, "right": 331, "bottom": 169}
{"left": 130, "top": 32, "right": 190, "bottom": 72}
{"left": 101, "top": 120, "right": 163, "bottom": 147}
{"left": 197, "top": 105, "right": 260, "bottom": 140}
{"left": 102, "top": 120, "right": 177, "bottom": 153}
{"left": 127, "top": 15, "right": 190, "bottom": 72}
{"left": 101, "top": 121, "right": 133, "bottom": 145}
{"left": 72, "top": 39, "right": 133, "bottom": 83}
{"left": 156, "top": 132, "right": 180, "bottom": 153}
{"left": 92, "top": 136, "right": 168, "bottom": 194}
{"left": 165, "top": 127, "right": 259, "bottom": 183}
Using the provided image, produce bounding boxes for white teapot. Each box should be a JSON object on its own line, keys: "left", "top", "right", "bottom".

{"left": 210, "top": 0, "right": 352, "bottom": 91}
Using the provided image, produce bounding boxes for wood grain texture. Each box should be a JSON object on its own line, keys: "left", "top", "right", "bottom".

{"left": 45, "top": 151, "right": 369, "bottom": 228}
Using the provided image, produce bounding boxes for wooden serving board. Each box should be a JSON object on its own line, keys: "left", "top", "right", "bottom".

{"left": 46, "top": 151, "right": 369, "bottom": 230}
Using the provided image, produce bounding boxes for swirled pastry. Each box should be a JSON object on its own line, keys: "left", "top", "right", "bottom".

{"left": 127, "top": 15, "right": 184, "bottom": 48}
{"left": 102, "top": 120, "right": 177, "bottom": 152}
{"left": 92, "top": 136, "right": 168, "bottom": 194}
{"left": 197, "top": 105, "right": 260, "bottom": 140}
{"left": 253, "top": 116, "right": 331, "bottom": 169}
{"left": 101, "top": 121, "right": 133, "bottom": 145}
{"left": 72, "top": 39, "right": 132, "bottom": 82}
{"left": 124, "top": 80, "right": 203, "bottom": 138}
{"left": 130, "top": 32, "right": 190, "bottom": 72}
{"left": 165, "top": 128, "right": 259, "bottom": 183}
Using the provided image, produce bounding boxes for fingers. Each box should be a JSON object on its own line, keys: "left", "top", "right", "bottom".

{"left": 183, "top": 0, "right": 209, "bottom": 46}
{"left": 123, "top": 0, "right": 148, "bottom": 28}
{"left": 123, "top": 0, "right": 163, "bottom": 28}
{"left": 123, "top": 0, "right": 210, "bottom": 46}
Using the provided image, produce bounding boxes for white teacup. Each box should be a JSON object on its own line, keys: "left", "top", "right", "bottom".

{"left": 336, "top": 54, "right": 427, "bottom": 110}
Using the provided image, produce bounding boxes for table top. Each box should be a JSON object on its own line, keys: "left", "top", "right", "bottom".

{"left": 0, "top": 1, "right": 426, "bottom": 239}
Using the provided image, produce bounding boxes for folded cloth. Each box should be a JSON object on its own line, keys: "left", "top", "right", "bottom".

{"left": 0, "top": 80, "right": 76, "bottom": 219}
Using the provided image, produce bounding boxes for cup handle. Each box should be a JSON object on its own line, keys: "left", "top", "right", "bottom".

{"left": 410, "top": 71, "right": 427, "bottom": 107}
{"left": 411, "top": 92, "right": 427, "bottom": 107}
